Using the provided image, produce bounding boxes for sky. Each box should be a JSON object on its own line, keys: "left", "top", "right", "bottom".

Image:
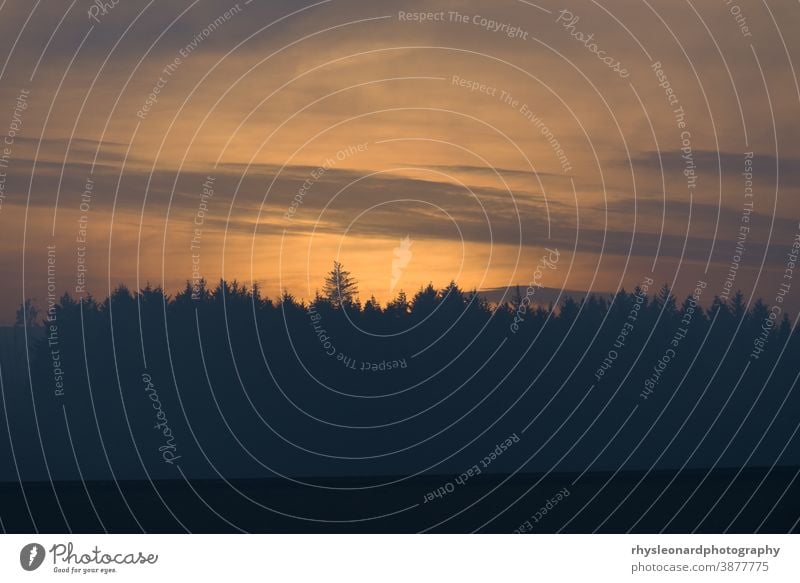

{"left": 0, "top": 0, "right": 799, "bottom": 322}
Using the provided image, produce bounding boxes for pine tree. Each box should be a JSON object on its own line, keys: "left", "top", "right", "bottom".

{"left": 653, "top": 283, "right": 677, "bottom": 315}
{"left": 386, "top": 290, "right": 409, "bottom": 318}
{"left": 559, "top": 296, "right": 579, "bottom": 323}
{"left": 364, "top": 295, "right": 382, "bottom": 316}
{"left": 14, "top": 299, "right": 38, "bottom": 329}
{"left": 14, "top": 299, "right": 39, "bottom": 353}
{"left": 411, "top": 283, "right": 438, "bottom": 316}
{"left": 323, "top": 261, "right": 359, "bottom": 308}
{"left": 730, "top": 290, "right": 746, "bottom": 320}
{"left": 511, "top": 285, "right": 523, "bottom": 310}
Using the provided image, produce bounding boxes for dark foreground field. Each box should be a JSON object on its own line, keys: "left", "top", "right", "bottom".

{"left": 3, "top": 285, "right": 800, "bottom": 534}
{"left": 2, "top": 468, "right": 798, "bottom": 533}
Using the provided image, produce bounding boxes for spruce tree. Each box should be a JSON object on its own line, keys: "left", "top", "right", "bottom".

{"left": 323, "top": 261, "right": 359, "bottom": 308}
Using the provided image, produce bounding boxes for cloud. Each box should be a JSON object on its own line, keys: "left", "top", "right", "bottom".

{"left": 1, "top": 0, "right": 799, "bottom": 320}
{"left": 624, "top": 149, "right": 800, "bottom": 189}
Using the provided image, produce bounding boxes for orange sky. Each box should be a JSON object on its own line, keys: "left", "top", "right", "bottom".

{"left": 1, "top": 0, "right": 799, "bottom": 320}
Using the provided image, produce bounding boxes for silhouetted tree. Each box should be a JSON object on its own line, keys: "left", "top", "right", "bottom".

{"left": 323, "top": 261, "right": 359, "bottom": 308}
{"left": 730, "top": 290, "right": 747, "bottom": 321}
{"left": 15, "top": 298, "right": 39, "bottom": 328}
{"left": 386, "top": 290, "right": 409, "bottom": 318}
{"left": 411, "top": 283, "right": 438, "bottom": 318}
{"left": 653, "top": 283, "right": 677, "bottom": 316}
{"left": 364, "top": 295, "right": 381, "bottom": 315}
{"left": 559, "top": 296, "right": 579, "bottom": 324}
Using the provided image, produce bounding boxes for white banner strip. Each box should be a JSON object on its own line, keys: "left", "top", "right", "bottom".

{"left": 1, "top": 534, "right": 798, "bottom": 582}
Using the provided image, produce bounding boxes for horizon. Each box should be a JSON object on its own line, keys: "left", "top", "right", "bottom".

{"left": 6, "top": 270, "right": 784, "bottom": 328}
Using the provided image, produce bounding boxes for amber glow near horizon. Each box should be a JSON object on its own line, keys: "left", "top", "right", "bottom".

{"left": 0, "top": 0, "right": 799, "bottom": 321}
